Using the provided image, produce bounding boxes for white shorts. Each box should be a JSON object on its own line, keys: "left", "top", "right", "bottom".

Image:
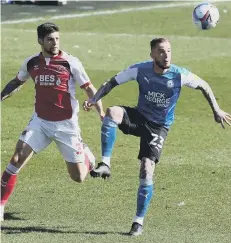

{"left": 20, "top": 113, "right": 94, "bottom": 163}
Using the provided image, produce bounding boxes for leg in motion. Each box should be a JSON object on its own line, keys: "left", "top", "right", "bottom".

{"left": 90, "top": 106, "right": 124, "bottom": 179}
{"left": 129, "top": 157, "right": 155, "bottom": 236}
{"left": 1, "top": 140, "right": 34, "bottom": 221}
{"left": 83, "top": 143, "right": 95, "bottom": 171}
{"left": 66, "top": 143, "right": 96, "bottom": 183}
{"left": 55, "top": 128, "right": 97, "bottom": 183}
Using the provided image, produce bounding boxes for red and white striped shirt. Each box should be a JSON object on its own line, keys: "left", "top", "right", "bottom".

{"left": 17, "top": 50, "right": 90, "bottom": 121}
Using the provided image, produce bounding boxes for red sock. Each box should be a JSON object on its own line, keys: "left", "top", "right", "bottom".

{"left": 1, "top": 171, "right": 17, "bottom": 206}
{"left": 84, "top": 153, "right": 90, "bottom": 171}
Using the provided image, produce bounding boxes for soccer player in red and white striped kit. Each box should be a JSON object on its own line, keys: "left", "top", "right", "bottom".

{"left": 1, "top": 22, "right": 104, "bottom": 220}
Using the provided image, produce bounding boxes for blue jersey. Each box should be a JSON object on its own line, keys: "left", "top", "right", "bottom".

{"left": 115, "top": 60, "right": 204, "bottom": 128}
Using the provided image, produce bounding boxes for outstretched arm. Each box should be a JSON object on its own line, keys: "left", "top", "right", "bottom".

{"left": 2, "top": 56, "right": 31, "bottom": 101}
{"left": 86, "top": 77, "right": 118, "bottom": 107}
{"left": 182, "top": 71, "right": 231, "bottom": 129}
{"left": 1, "top": 78, "right": 25, "bottom": 101}
{"left": 84, "top": 66, "right": 137, "bottom": 111}
{"left": 85, "top": 66, "right": 138, "bottom": 108}
{"left": 195, "top": 80, "right": 231, "bottom": 128}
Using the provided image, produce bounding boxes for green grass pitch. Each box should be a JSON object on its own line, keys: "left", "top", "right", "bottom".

{"left": 1, "top": 2, "right": 231, "bottom": 243}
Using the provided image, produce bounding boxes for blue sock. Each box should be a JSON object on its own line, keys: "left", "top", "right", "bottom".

{"left": 136, "top": 183, "right": 154, "bottom": 220}
{"left": 101, "top": 117, "right": 117, "bottom": 165}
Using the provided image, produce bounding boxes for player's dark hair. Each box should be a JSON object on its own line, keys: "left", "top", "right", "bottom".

{"left": 150, "top": 38, "right": 169, "bottom": 50}
{"left": 37, "top": 22, "right": 59, "bottom": 39}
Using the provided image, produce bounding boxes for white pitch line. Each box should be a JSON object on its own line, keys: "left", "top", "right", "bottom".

{"left": 2, "top": 28, "right": 231, "bottom": 41}
{"left": 1, "top": 2, "right": 203, "bottom": 25}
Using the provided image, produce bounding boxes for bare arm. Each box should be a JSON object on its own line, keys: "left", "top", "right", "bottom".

{"left": 182, "top": 71, "right": 231, "bottom": 128}
{"left": 82, "top": 83, "right": 105, "bottom": 119}
{"left": 196, "top": 80, "right": 220, "bottom": 116}
{"left": 196, "top": 80, "right": 231, "bottom": 128}
{"left": 1, "top": 78, "right": 25, "bottom": 101}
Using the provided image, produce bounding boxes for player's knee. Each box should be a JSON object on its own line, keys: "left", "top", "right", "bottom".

{"left": 10, "top": 142, "right": 33, "bottom": 167}
{"left": 69, "top": 168, "right": 87, "bottom": 183}
{"left": 75, "top": 177, "right": 84, "bottom": 183}
{"left": 10, "top": 153, "right": 19, "bottom": 164}
{"left": 67, "top": 161, "right": 88, "bottom": 183}
{"left": 10, "top": 152, "right": 27, "bottom": 167}
{"left": 106, "top": 106, "right": 124, "bottom": 124}
{"left": 70, "top": 174, "right": 85, "bottom": 183}
{"left": 139, "top": 157, "right": 155, "bottom": 181}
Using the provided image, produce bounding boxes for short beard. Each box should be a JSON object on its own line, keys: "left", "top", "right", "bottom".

{"left": 44, "top": 47, "right": 59, "bottom": 56}
{"left": 155, "top": 59, "right": 170, "bottom": 70}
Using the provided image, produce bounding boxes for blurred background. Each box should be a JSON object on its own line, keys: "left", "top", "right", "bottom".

{"left": 1, "top": 0, "right": 154, "bottom": 21}
{"left": 2, "top": 0, "right": 68, "bottom": 5}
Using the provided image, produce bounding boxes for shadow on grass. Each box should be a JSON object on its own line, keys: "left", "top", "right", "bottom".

{"left": 1, "top": 226, "right": 130, "bottom": 236}
{"left": 3, "top": 212, "right": 26, "bottom": 221}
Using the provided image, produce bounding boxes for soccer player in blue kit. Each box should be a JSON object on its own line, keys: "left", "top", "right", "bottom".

{"left": 83, "top": 38, "right": 231, "bottom": 236}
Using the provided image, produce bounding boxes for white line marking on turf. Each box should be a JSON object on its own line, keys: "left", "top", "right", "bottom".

{"left": 1, "top": 2, "right": 204, "bottom": 25}
{"left": 2, "top": 17, "right": 45, "bottom": 24}
{"left": 2, "top": 28, "right": 231, "bottom": 41}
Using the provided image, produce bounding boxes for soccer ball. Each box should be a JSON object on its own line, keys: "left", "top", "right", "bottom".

{"left": 192, "top": 3, "right": 219, "bottom": 30}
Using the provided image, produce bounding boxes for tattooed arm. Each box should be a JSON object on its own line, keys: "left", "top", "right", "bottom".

{"left": 182, "top": 72, "right": 231, "bottom": 128}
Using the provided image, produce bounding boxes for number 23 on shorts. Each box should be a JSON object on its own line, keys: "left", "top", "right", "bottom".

{"left": 149, "top": 133, "right": 165, "bottom": 152}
